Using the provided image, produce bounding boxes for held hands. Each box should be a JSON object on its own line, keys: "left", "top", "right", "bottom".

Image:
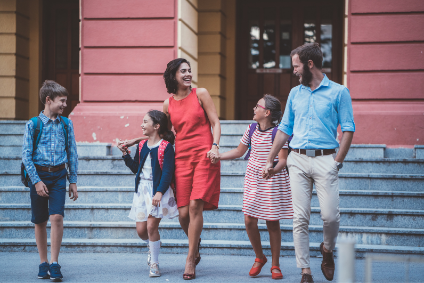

{"left": 207, "top": 146, "right": 220, "bottom": 164}
{"left": 117, "top": 139, "right": 131, "bottom": 155}
{"left": 152, "top": 192, "right": 163, "bottom": 207}
{"left": 262, "top": 161, "right": 274, "bottom": 180}
{"left": 69, "top": 183, "right": 78, "bottom": 201}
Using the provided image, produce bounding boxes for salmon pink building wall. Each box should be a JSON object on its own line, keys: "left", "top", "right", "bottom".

{"left": 347, "top": 0, "right": 424, "bottom": 146}
{"left": 72, "top": 0, "right": 178, "bottom": 143}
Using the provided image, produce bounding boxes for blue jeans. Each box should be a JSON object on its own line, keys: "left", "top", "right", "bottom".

{"left": 29, "top": 168, "right": 67, "bottom": 224}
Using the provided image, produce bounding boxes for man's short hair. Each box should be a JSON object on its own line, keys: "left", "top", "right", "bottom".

{"left": 39, "top": 80, "right": 68, "bottom": 104}
{"left": 290, "top": 43, "right": 323, "bottom": 70}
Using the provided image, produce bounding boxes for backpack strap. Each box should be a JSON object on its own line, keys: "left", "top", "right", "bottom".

{"left": 248, "top": 123, "right": 257, "bottom": 143}
{"left": 244, "top": 123, "right": 257, "bottom": 160}
{"left": 59, "top": 116, "right": 69, "bottom": 152}
{"left": 138, "top": 140, "right": 147, "bottom": 158}
{"left": 271, "top": 127, "right": 278, "bottom": 143}
{"left": 31, "top": 117, "right": 43, "bottom": 155}
{"left": 157, "top": 140, "right": 170, "bottom": 170}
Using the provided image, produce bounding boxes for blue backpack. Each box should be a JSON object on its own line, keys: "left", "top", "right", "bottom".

{"left": 21, "top": 116, "right": 70, "bottom": 187}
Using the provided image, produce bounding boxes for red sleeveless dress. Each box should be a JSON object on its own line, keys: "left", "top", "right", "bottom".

{"left": 168, "top": 88, "right": 221, "bottom": 210}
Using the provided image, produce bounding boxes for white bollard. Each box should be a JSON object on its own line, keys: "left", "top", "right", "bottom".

{"left": 337, "top": 239, "right": 356, "bottom": 283}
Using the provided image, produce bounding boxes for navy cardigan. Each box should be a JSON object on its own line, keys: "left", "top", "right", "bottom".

{"left": 123, "top": 142, "right": 175, "bottom": 195}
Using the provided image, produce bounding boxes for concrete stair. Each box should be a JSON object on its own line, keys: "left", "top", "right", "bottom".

{"left": 1, "top": 120, "right": 424, "bottom": 257}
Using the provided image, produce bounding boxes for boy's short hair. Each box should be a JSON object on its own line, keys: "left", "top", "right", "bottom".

{"left": 39, "top": 80, "right": 68, "bottom": 104}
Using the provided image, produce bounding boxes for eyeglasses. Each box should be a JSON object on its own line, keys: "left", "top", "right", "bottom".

{"left": 254, "top": 104, "right": 267, "bottom": 110}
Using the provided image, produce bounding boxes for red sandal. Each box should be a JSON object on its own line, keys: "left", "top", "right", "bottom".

{"left": 249, "top": 256, "right": 267, "bottom": 277}
{"left": 271, "top": 266, "right": 283, "bottom": 280}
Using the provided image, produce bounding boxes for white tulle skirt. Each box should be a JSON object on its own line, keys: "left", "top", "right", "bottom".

{"left": 128, "top": 177, "right": 179, "bottom": 222}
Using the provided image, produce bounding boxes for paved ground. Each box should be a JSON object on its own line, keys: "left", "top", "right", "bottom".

{"left": 1, "top": 252, "right": 423, "bottom": 283}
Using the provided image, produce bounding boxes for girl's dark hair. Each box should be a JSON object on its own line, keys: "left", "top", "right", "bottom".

{"left": 263, "top": 94, "right": 283, "bottom": 126}
{"left": 146, "top": 110, "right": 175, "bottom": 145}
{"left": 163, "top": 58, "right": 191, "bottom": 94}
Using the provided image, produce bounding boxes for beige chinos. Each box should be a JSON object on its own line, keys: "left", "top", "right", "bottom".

{"left": 287, "top": 150, "right": 340, "bottom": 269}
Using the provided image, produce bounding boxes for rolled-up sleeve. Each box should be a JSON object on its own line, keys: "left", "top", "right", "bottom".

{"left": 338, "top": 87, "right": 355, "bottom": 132}
{"left": 22, "top": 121, "right": 41, "bottom": 184}
{"left": 278, "top": 90, "right": 295, "bottom": 136}
{"left": 67, "top": 120, "right": 78, "bottom": 183}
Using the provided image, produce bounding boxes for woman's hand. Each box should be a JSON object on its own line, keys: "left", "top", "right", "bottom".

{"left": 207, "top": 146, "right": 219, "bottom": 164}
{"left": 118, "top": 138, "right": 138, "bottom": 148}
{"left": 117, "top": 140, "right": 129, "bottom": 155}
{"left": 152, "top": 192, "right": 163, "bottom": 207}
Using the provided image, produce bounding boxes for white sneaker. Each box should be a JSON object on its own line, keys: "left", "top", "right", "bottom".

{"left": 149, "top": 263, "right": 160, "bottom": 277}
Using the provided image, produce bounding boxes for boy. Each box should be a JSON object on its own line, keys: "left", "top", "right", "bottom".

{"left": 22, "top": 80, "right": 78, "bottom": 281}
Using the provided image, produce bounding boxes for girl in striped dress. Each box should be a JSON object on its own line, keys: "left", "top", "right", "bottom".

{"left": 217, "top": 95, "right": 293, "bottom": 280}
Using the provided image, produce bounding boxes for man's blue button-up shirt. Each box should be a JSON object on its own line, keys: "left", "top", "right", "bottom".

{"left": 278, "top": 74, "right": 355, "bottom": 150}
{"left": 22, "top": 111, "right": 78, "bottom": 184}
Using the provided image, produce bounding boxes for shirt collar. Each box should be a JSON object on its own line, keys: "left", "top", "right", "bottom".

{"left": 39, "top": 111, "right": 61, "bottom": 124}
{"left": 301, "top": 73, "right": 329, "bottom": 91}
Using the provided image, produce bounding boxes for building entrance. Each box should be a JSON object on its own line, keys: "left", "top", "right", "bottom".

{"left": 43, "top": 0, "right": 80, "bottom": 117}
{"left": 236, "top": 0, "right": 343, "bottom": 120}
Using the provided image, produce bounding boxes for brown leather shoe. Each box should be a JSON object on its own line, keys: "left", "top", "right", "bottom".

{"left": 300, "top": 273, "right": 314, "bottom": 283}
{"left": 320, "top": 242, "right": 335, "bottom": 281}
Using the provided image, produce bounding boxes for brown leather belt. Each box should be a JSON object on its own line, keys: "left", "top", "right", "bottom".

{"left": 292, "top": 149, "right": 336, "bottom": 157}
{"left": 35, "top": 164, "right": 66, "bottom": 172}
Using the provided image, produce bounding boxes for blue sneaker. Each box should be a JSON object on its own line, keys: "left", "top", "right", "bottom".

{"left": 38, "top": 262, "right": 50, "bottom": 279}
{"left": 49, "top": 263, "right": 63, "bottom": 282}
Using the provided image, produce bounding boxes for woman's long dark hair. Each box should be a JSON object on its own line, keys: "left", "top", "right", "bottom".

{"left": 263, "top": 94, "right": 283, "bottom": 126}
{"left": 163, "top": 58, "right": 191, "bottom": 94}
{"left": 147, "top": 110, "right": 175, "bottom": 145}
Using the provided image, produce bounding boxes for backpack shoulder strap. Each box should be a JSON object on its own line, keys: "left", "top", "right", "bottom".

{"left": 138, "top": 140, "right": 147, "bottom": 158}
{"left": 248, "top": 123, "right": 257, "bottom": 144}
{"left": 271, "top": 127, "right": 278, "bottom": 143}
{"left": 30, "top": 117, "right": 42, "bottom": 154}
{"left": 157, "top": 140, "right": 170, "bottom": 170}
{"left": 59, "top": 116, "right": 69, "bottom": 152}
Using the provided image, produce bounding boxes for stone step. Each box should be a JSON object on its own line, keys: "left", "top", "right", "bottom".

{"left": 2, "top": 170, "right": 424, "bottom": 191}
{"left": 1, "top": 238, "right": 423, "bottom": 256}
{"left": 1, "top": 221, "right": 423, "bottom": 248}
{"left": 0, "top": 121, "right": 252, "bottom": 136}
{"left": 0, "top": 134, "right": 23, "bottom": 146}
{"left": 220, "top": 120, "right": 252, "bottom": 135}
{"left": 2, "top": 186, "right": 423, "bottom": 210}
{"left": 1, "top": 203, "right": 423, "bottom": 229}
{"left": 218, "top": 188, "right": 424, "bottom": 210}
{"left": 0, "top": 144, "right": 112, "bottom": 157}
{"left": 0, "top": 145, "right": 22, "bottom": 157}
{"left": 4, "top": 156, "right": 424, "bottom": 174}
{"left": 0, "top": 121, "right": 26, "bottom": 134}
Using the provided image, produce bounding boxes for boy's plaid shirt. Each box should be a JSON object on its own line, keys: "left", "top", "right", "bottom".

{"left": 22, "top": 111, "right": 78, "bottom": 184}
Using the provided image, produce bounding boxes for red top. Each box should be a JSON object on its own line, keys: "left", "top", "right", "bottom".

{"left": 168, "top": 88, "right": 213, "bottom": 160}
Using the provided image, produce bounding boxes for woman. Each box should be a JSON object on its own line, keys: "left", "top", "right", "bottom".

{"left": 120, "top": 58, "right": 221, "bottom": 280}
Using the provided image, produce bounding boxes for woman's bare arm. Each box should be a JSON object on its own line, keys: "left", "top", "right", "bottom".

{"left": 163, "top": 98, "right": 173, "bottom": 131}
{"left": 197, "top": 88, "right": 221, "bottom": 163}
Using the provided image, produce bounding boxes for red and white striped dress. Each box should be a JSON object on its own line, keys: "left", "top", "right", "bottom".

{"left": 241, "top": 124, "right": 293, "bottom": 221}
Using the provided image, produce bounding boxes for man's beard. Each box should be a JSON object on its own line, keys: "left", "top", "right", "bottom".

{"left": 300, "top": 63, "right": 313, "bottom": 87}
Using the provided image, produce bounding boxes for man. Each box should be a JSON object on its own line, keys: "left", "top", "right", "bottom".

{"left": 22, "top": 80, "right": 78, "bottom": 281}
{"left": 263, "top": 43, "right": 355, "bottom": 283}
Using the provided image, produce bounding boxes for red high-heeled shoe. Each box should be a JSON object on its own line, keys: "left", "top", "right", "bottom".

{"left": 271, "top": 266, "right": 283, "bottom": 280}
{"left": 249, "top": 256, "right": 267, "bottom": 277}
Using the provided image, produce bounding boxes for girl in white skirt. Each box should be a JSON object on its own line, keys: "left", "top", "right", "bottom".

{"left": 118, "top": 110, "right": 178, "bottom": 277}
{"left": 217, "top": 95, "right": 293, "bottom": 280}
